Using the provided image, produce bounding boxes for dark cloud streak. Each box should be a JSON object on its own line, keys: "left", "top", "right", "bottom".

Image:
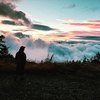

{"left": 63, "top": 3, "right": 76, "bottom": 9}
{"left": 76, "top": 36, "right": 100, "bottom": 41}
{"left": 1, "top": 20, "right": 56, "bottom": 31}
{"left": 14, "top": 32, "right": 30, "bottom": 38}
{"left": 0, "top": 2, "right": 31, "bottom": 27}
{"left": 2, "top": 20, "right": 17, "bottom": 25}
{"left": 32, "top": 24, "right": 55, "bottom": 31}
{"left": 90, "top": 7, "right": 100, "bottom": 12}
{"left": 85, "top": 6, "right": 100, "bottom": 12}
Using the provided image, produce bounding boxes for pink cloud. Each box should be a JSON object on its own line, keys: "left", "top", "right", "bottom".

{"left": 70, "top": 31, "right": 100, "bottom": 36}
{"left": 45, "top": 31, "right": 100, "bottom": 40}
{"left": 87, "top": 20, "right": 100, "bottom": 23}
{"left": 63, "top": 20, "right": 100, "bottom": 29}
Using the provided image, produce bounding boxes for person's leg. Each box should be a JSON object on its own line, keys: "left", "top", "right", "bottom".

{"left": 14, "top": 64, "right": 19, "bottom": 80}
{"left": 20, "top": 64, "right": 25, "bottom": 80}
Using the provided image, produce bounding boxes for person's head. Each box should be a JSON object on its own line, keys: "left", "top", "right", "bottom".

{"left": 19, "top": 46, "right": 25, "bottom": 52}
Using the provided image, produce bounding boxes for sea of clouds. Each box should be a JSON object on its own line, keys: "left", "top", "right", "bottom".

{"left": 2, "top": 32, "right": 100, "bottom": 62}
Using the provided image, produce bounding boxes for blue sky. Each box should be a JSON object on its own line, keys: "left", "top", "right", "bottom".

{"left": 18, "top": 0, "right": 100, "bottom": 22}
{"left": 0, "top": 0, "right": 100, "bottom": 41}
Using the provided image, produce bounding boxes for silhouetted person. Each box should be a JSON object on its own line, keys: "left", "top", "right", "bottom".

{"left": 15, "top": 46, "right": 26, "bottom": 80}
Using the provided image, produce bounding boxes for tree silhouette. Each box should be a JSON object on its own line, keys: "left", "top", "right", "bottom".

{"left": 0, "top": 35, "right": 13, "bottom": 60}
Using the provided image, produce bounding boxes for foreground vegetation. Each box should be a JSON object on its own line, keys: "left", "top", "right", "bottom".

{"left": 0, "top": 59, "right": 100, "bottom": 100}
{"left": 0, "top": 57, "right": 100, "bottom": 76}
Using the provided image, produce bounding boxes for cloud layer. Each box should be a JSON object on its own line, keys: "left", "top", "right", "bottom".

{"left": 1, "top": 31, "right": 100, "bottom": 62}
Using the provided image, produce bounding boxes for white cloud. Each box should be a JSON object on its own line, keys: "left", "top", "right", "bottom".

{"left": 1, "top": 32, "right": 100, "bottom": 62}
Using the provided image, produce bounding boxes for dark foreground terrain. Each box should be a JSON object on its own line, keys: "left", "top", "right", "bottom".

{"left": 0, "top": 72, "right": 100, "bottom": 100}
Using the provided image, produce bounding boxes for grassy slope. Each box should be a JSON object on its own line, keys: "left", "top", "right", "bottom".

{"left": 0, "top": 61, "right": 100, "bottom": 100}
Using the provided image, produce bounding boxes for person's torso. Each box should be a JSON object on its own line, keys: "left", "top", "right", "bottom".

{"left": 16, "top": 52, "right": 26, "bottom": 63}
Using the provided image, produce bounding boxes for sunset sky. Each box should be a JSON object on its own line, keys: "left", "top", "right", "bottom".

{"left": 0, "top": 0, "right": 100, "bottom": 62}
{"left": 0, "top": 0, "right": 100, "bottom": 42}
